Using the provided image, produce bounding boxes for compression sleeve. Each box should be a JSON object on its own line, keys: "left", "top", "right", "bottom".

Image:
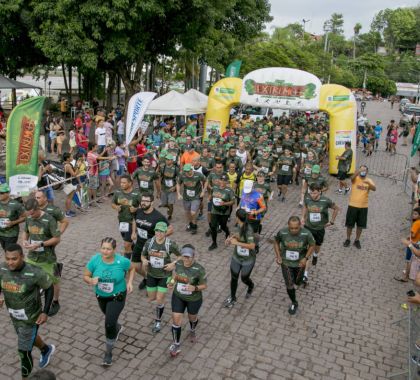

{"left": 42, "top": 285, "right": 54, "bottom": 315}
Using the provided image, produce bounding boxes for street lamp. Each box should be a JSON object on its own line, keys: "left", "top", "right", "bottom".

{"left": 302, "top": 19, "right": 310, "bottom": 39}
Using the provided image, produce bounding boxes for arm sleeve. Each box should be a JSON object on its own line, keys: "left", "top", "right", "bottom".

{"left": 257, "top": 196, "right": 266, "bottom": 210}
{"left": 42, "top": 285, "right": 54, "bottom": 314}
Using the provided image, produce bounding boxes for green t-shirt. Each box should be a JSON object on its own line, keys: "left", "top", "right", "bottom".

{"left": 0, "top": 262, "right": 52, "bottom": 327}
{"left": 41, "top": 204, "right": 65, "bottom": 223}
{"left": 0, "top": 199, "right": 25, "bottom": 238}
{"left": 132, "top": 168, "right": 159, "bottom": 194}
{"left": 186, "top": 124, "right": 197, "bottom": 138}
{"left": 174, "top": 261, "right": 206, "bottom": 302}
{"left": 338, "top": 148, "right": 353, "bottom": 173}
{"left": 200, "top": 156, "right": 215, "bottom": 171}
{"left": 275, "top": 227, "right": 315, "bottom": 267}
{"left": 178, "top": 172, "right": 205, "bottom": 201}
{"left": 112, "top": 189, "right": 140, "bottom": 222}
{"left": 24, "top": 213, "right": 61, "bottom": 264}
{"left": 278, "top": 156, "right": 296, "bottom": 175}
{"left": 224, "top": 156, "right": 243, "bottom": 172}
{"left": 207, "top": 172, "right": 224, "bottom": 189}
{"left": 86, "top": 253, "right": 131, "bottom": 297}
{"left": 142, "top": 237, "right": 180, "bottom": 278}
{"left": 254, "top": 157, "right": 275, "bottom": 175}
{"left": 233, "top": 224, "right": 256, "bottom": 263}
{"left": 301, "top": 159, "right": 317, "bottom": 179}
{"left": 167, "top": 148, "right": 180, "bottom": 162}
{"left": 160, "top": 165, "right": 179, "bottom": 191}
{"left": 211, "top": 186, "right": 235, "bottom": 215}
{"left": 254, "top": 182, "right": 271, "bottom": 201}
{"left": 306, "top": 175, "right": 328, "bottom": 191}
{"left": 304, "top": 195, "right": 335, "bottom": 230}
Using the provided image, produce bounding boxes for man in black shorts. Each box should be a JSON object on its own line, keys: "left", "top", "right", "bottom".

{"left": 335, "top": 141, "right": 353, "bottom": 194}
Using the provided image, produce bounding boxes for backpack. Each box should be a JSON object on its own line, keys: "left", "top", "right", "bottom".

{"left": 148, "top": 236, "right": 171, "bottom": 257}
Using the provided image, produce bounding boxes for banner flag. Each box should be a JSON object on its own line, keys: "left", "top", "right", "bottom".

{"left": 6, "top": 96, "right": 47, "bottom": 196}
{"left": 125, "top": 92, "right": 156, "bottom": 145}
{"left": 225, "top": 60, "right": 242, "bottom": 78}
{"left": 411, "top": 122, "right": 420, "bottom": 157}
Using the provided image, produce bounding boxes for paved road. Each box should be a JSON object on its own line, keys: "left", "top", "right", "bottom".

{"left": 0, "top": 101, "right": 413, "bottom": 379}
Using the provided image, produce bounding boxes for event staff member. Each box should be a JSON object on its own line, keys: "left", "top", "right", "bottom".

{"left": 343, "top": 165, "right": 376, "bottom": 249}
{"left": 0, "top": 183, "right": 26, "bottom": 252}
{"left": 168, "top": 244, "right": 207, "bottom": 357}
{"left": 131, "top": 194, "right": 173, "bottom": 289}
{"left": 274, "top": 216, "right": 315, "bottom": 315}
{"left": 0, "top": 244, "right": 55, "bottom": 378}
{"left": 84, "top": 237, "right": 135, "bottom": 366}
{"left": 111, "top": 175, "right": 140, "bottom": 259}
{"left": 223, "top": 209, "right": 256, "bottom": 308}
{"left": 208, "top": 175, "right": 235, "bottom": 251}
{"left": 141, "top": 222, "right": 180, "bottom": 333}
{"left": 336, "top": 141, "right": 353, "bottom": 194}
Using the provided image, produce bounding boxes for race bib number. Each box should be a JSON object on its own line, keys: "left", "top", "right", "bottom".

{"left": 213, "top": 197, "right": 222, "bottom": 206}
{"left": 309, "top": 213, "right": 321, "bottom": 222}
{"left": 301, "top": 153, "right": 307, "bottom": 159}
{"left": 150, "top": 256, "right": 164, "bottom": 269}
{"left": 237, "top": 246, "right": 250, "bottom": 257}
{"left": 262, "top": 167, "right": 269, "bottom": 173}
{"left": 304, "top": 167, "right": 312, "bottom": 175}
{"left": 98, "top": 282, "right": 114, "bottom": 293}
{"left": 31, "top": 240, "right": 44, "bottom": 252}
{"left": 281, "top": 165, "right": 289, "bottom": 172}
{"left": 177, "top": 283, "right": 192, "bottom": 295}
{"left": 137, "top": 228, "right": 148, "bottom": 239}
{"left": 165, "top": 179, "right": 174, "bottom": 187}
{"left": 285, "top": 250, "right": 299, "bottom": 261}
{"left": 140, "top": 181, "right": 149, "bottom": 189}
{"left": 8, "top": 308, "right": 28, "bottom": 321}
{"left": 186, "top": 189, "right": 195, "bottom": 197}
{"left": 0, "top": 218, "right": 10, "bottom": 229}
{"left": 294, "top": 153, "right": 300, "bottom": 158}
{"left": 276, "top": 147, "right": 283, "bottom": 153}
{"left": 119, "top": 222, "right": 130, "bottom": 232}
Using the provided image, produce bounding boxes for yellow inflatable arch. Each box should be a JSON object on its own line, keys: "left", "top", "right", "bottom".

{"left": 204, "top": 68, "right": 356, "bottom": 174}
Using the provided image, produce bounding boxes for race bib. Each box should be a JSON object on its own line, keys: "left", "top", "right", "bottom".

{"left": 304, "top": 167, "right": 312, "bottom": 174}
{"left": 177, "top": 283, "right": 192, "bottom": 295}
{"left": 0, "top": 218, "right": 10, "bottom": 229}
{"left": 294, "top": 153, "right": 301, "bottom": 158}
{"left": 98, "top": 282, "right": 114, "bottom": 293}
{"left": 302, "top": 153, "right": 307, "bottom": 159}
{"left": 150, "top": 256, "right": 164, "bottom": 269}
{"left": 8, "top": 308, "right": 28, "bottom": 321}
{"left": 285, "top": 250, "right": 299, "bottom": 261}
{"left": 119, "top": 222, "right": 130, "bottom": 232}
{"left": 262, "top": 167, "right": 269, "bottom": 173}
{"left": 140, "top": 181, "right": 149, "bottom": 189}
{"left": 281, "top": 165, "right": 289, "bottom": 172}
{"left": 165, "top": 179, "right": 174, "bottom": 187}
{"left": 276, "top": 147, "right": 283, "bottom": 153}
{"left": 237, "top": 246, "right": 250, "bottom": 257}
{"left": 31, "top": 240, "right": 44, "bottom": 252}
{"left": 213, "top": 197, "right": 222, "bottom": 206}
{"left": 137, "top": 228, "right": 148, "bottom": 239}
{"left": 309, "top": 213, "right": 321, "bottom": 222}
{"left": 186, "top": 189, "right": 195, "bottom": 197}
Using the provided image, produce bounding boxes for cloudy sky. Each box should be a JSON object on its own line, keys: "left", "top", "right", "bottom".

{"left": 268, "top": 0, "right": 419, "bottom": 37}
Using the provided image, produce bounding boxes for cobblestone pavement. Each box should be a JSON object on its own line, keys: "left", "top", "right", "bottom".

{"left": 0, "top": 101, "right": 413, "bottom": 380}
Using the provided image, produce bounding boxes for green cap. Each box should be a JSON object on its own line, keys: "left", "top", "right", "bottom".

{"left": 0, "top": 183, "right": 10, "bottom": 193}
{"left": 166, "top": 154, "right": 174, "bottom": 160}
{"left": 244, "top": 136, "right": 251, "bottom": 142}
{"left": 312, "top": 165, "right": 321, "bottom": 174}
{"left": 263, "top": 147, "right": 271, "bottom": 152}
{"left": 209, "top": 140, "right": 216, "bottom": 146}
{"left": 164, "top": 134, "right": 171, "bottom": 139}
{"left": 183, "top": 163, "right": 192, "bottom": 171}
{"left": 154, "top": 221, "right": 168, "bottom": 232}
{"left": 203, "top": 137, "right": 209, "bottom": 142}
{"left": 169, "top": 137, "right": 176, "bottom": 142}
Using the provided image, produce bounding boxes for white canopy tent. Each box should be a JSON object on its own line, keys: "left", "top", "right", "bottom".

{"left": 184, "top": 89, "right": 208, "bottom": 109}
{"left": 145, "top": 90, "right": 206, "bottom": 116}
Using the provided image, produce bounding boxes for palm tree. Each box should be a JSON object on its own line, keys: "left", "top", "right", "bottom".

{"left": 353, "top": 23, "right": 362, "bottom": 59}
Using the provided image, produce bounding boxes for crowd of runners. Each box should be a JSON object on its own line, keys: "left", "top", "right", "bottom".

{"left": 0, "top": 109, "right": 382, "bottom": 378}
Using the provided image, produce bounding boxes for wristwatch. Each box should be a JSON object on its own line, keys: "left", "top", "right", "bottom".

{"left": 40, "top": 242, "right": 45, "bottom": 248}
{"left": 194, "top": 286, "right": 199, "bottom": 292}
{"left": 329, "top": 221, "right": 335, "bottom": 225}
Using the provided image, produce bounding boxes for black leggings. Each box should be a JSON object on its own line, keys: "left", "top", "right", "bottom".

{"left": 18, "top": 350, "right": 33, "bottom": 378}
{"left": 230, "top": 258, "right": 255, "bottom": 299}
{"left": 97, "top": 292, "right": 126, "bottom": 340}
{"left": 210, "top": 214, "right": 230, "bottom": 243}
{"left": 281, "top": 264, "right": 304, "bottom": 290}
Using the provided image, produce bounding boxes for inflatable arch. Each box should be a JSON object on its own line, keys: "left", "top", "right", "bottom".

{"left": 204, "top": 68, "right": 356, "bottom": 174}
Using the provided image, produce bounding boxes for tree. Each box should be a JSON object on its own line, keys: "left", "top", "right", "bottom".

{"left": 324, "top": 13, "right": 344, "bottom": 35}
{"left": 353, "top": 23, "right": 362, "bottom": 59}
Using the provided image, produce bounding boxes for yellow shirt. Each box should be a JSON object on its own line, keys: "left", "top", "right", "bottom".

{"left": 238, "top": 172, "right": 256, "bottom": 194}
{"left": 227, "top": 172, "right": 238, "bottom": 190}
{"left": 349, "top": 176, "right": 375, "bottom": 208}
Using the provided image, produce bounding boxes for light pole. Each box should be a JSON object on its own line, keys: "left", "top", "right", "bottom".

{"left": 302, "top": 19, "right": 310, "bottom": 39}
{"left": 48, "top": 81, "right": 51, "bottom": 98}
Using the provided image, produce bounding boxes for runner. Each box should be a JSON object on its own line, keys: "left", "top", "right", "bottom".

{"left": 0, "top": 243, "right": 56, "bottom": 378}
{"left": 141, "top": 222, "right": 180, "bottom": 333}
{"left": 0, "top": 183, "right": 26, "bottom": 252}
{"left": 276, "top": 148, "right": 296, "bottom": 202}
{"left": 205, "top": 161, "right": 225, "bottom": 237}
{"left": 253, "top": 147, "right": 276, "bottom": 182}
{"left": 132, "top": 156, "right": 160, "bottom": 196}
{"left": 158, "top": 154, "right": 179, "bottom": 221}
{"left": 84, "top": 237, "right": 135, "bottom": 366}
{"left": 236, "top": 163, "right": 257, "bottom": 205}
{"left": 176, "top": 164, "right": 206, "bottom": 235}
{"left": 208, "top": 174, "right": 235, "bottom": 250}
{"left": 131, "top": 194, "right": 173, "bottom": 290}
{"left": 223, "top": 209, "right": 256, "bottom": 308}
{"left": 301, "top": 183, "right": 339, "bottom": 284}
{"left": 335, "top": 141, "right": 353, "bottom": 194}
{"left": 111, "top": 175, "right": 140, "bottom": 260}
{"left": 167, "top": 244, "right": 207, "bottom": 357}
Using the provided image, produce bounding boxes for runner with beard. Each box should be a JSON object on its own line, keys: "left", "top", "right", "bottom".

{"left": 131, "top": 194, "right": 173, "bottom": 290}
{"left": 132, "top": 156, "right": 160, "bottom": 197}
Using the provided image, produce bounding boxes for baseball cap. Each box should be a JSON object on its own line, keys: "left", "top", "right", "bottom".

{"left": 164, "top": 134, "right": 171, "bottom": 139}
{"left": 244, "top": 136, "right": 251, "bottom": 142}
{"left": 209, "top": 140, "right": 216, "bottom": 146}
{"left": 311, "top": 165, "right": 321, "bottom": 174}
{"left": 189, "top": 115, "right": 197, "bottom": 120}
{"left": 183, "top": 164, "right": 192, "bottom": 171}
{"left": 263, "top": 147, "right": 271, "bottom": 152}
{"left": 0, "top": 183, "right": 10, "bottom": 193}
{"left": 220, "top": 174, "right": 228, "bottom": 181}
{"left": 169, "top": 137, "right": 175, "bottom": 142}
{"left": 160, "top": 151, "right": 167, "bottom": 158}
{"left": 243, "top": 180, "right": 253, "bottom": 194}
{"left": 165, "top": 154, "right": 174, "bottom": 160}
{"left": 159, "top": 122, "right": 167, "bottom": 128}
{"left": 203, "top": 137, "right": 209, "bottom": 143}
{"left": 155, "top": 222, "right": 168, "bottom": 232}
{"left": 185, "top": 144, "right": 193, "bottom": 150}
{"left": 181, "top": 246, "right": 195, "bottom": 257}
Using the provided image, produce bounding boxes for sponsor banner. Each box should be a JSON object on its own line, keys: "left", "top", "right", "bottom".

{"left": 240, "top": 67, "right": 321, "bottom": 110}
{"left": 335, "top": 130, "right": 352, "bottom": 148}
{"left": 125, "top": 92, "right": 156, "bottom": 145}
{"left": 225, "top": 60, "right": 242, "bottom": 78}
{"left": 411, "top": 122, "right": 420, "bottom": 157}
{"left": 6, "top": 96, "right": 47, "bottom": 196}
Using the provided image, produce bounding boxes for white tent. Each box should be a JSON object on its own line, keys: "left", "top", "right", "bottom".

{"left": 145, "top": 90, "right": 206, "bottom": 116}
{"left": 184, "top": 89, "right": 208, "bottom": 109}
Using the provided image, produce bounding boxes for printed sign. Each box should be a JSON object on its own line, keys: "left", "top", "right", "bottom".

{"left": 335, "top": 130, "right": 352, "bottom": 148}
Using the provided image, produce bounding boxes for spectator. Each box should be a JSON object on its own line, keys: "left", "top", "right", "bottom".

{"left": 117, "top": 116, "right": 125, "bottom": 144}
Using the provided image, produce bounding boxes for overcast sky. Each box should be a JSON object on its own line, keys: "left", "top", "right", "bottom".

{"left": 268, "top": 0, "right": 420, "bottom": 37}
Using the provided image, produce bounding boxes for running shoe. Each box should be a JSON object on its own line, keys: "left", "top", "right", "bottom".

{"left": 205, "top": 229, "right": 211, "bottom": 237}
{"left": 189, "top": 330, "right": 197, "bottom": 343}
{"left": 245, "top": 285, "right": 254, "bottom": 299}
{"left": 169, "top": 343, "right": 181, "bottom": 357}
{"left": 102, "top": 351, "right": 112, "bottom": 366}
{"left": 411, "top": 355, "right": 420, "bottom": 366}
{"left": 415, "top": 339, "right": 420, "bottom": 351}
{"left": 167, "top": 215, "right": 172, "bottom": 221}
{"left": 298, "top": 201, "right": 303, "bottom": 208}
{"left": 186, "top": 224, "right": 192, "bottom": 231}
{"left": 65, "top": 211, "right": 76, "bottom": 218}
{"left": 335, "top": 189, "right": 343, "bottom": 194}
{"left": 223, "top": 296, "right": 236, "bottom": 308}
{"left": 152, "top": 321, "right": 161, "bottom": 333}
{"left": 208, "top": 243, "right": 217, "bottom": 251}
{"left": 281, "top": 196, "right": 285, "bottom": 202}
{"left": 288, "top": 303, "right": 298, "bottom": 315}
{"left": 138, "top": 278, "right": 147, "bottom": 290}
{"left": 115, "top": 324, "right": 124, "bottom": 342}
{"left": 302, "top": 275, "right": 308, "bottom": 288}
{"left": 344, "top": 187, "right": 350, "bottom": 194}
{"left": 197, "top": 214, "right": 204, "bottom": 221}
{"left": 39, "top": 344, "right": 56, "bottom": 369}
{"left": 343, "top": 239, "right": 351, "bottom": 247}
{"left": 312, "top": 255, "right": 318, "bottom": 266}
{"left": 353, "top": 240, "right": 361, "bottom": 249}
{"left": 48, "top": 301, "right": 60, "bottom": 317}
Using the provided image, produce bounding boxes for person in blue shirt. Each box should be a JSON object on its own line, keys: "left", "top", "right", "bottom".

{"left": 374, "top": 120, "right": 383, "bottom": 151}
{"left": 151, "top": 127, "right": 163, "bottom": 148}
{"left": 84, "top": 237, "right": 135, "bottom": 366}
